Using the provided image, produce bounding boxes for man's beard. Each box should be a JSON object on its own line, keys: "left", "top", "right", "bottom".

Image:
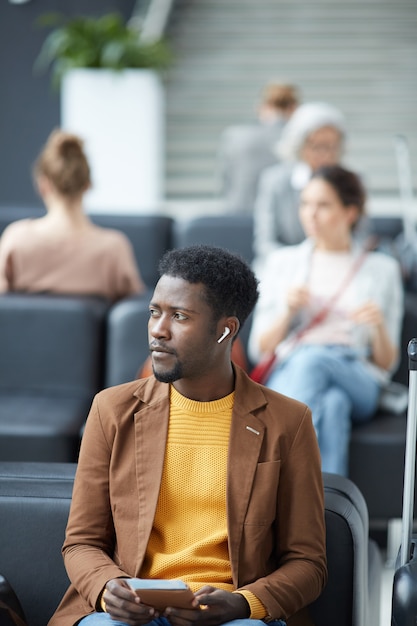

{"left": 152, "top": 360, "right": 183, "bottom": 384}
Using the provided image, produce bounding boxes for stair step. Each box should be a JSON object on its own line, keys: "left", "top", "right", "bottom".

{"left": 164, "top": 0, "right": 417, "bottom": 200}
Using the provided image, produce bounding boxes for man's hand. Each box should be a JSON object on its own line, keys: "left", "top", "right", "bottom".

{"left": 164, "top": 586, "right": 250, "bottom": 626}
{"left": 102, "top": 578, "right": 158, "bottom": 626}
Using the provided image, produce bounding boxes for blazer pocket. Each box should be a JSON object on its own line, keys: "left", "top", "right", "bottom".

{"left": 244, "top": 460, "right": 281, "bottom": 526}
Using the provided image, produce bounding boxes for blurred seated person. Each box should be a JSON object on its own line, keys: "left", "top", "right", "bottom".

{"left": 253, "top": 101, "right": 346, "bottom": 269}
{"left": 248, "top": 165, "right": 404, "bottom": 476}
{"left": 218, "top": 82, "right": 300, "bottom": 215}
{"left": 0, "top": 129, "right": 145, "bottom": 301}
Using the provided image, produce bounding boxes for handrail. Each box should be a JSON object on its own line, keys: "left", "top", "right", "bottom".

{"left": 395, "top": 134, "right": 417, "bottom": 245}
{"left": 130, "top": 0, "right": 175, "bottom": 42}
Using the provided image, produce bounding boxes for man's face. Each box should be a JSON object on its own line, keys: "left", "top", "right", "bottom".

{"left": 148, "top": 275, "right": 219, "bottom": 384}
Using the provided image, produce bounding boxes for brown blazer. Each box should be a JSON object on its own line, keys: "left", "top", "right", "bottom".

{"left": 48, "top": 366, "right": 327, "bottom": 626}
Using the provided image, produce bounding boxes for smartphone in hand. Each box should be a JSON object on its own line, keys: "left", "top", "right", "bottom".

{"left": 126, "top": 578, "right": 198, "bottom": 611}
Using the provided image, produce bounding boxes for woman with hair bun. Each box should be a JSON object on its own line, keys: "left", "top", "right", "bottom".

{"left": 249, "top": 165, "right": 404, "bottom": 476}
{"left": 0, "top": 129, "right": 145, "bottom": 301}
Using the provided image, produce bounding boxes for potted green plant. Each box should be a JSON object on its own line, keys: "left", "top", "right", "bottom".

{"left": 35, "top": 12, "right": 172, "bottom": 88}
{"left": 35, "top": 12, "right": 172, "bottom": 214}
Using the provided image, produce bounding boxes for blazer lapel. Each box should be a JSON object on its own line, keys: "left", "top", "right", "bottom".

{"left": 133, "top": 380, "right": 170, "bottom": 569}
{"left": 226, "top": 368, "right": 268, "bottom": 583}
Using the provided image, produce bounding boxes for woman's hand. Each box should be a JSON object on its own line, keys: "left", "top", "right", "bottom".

{"left": 101, "top": 578, "right": 158, "bottom": 626}
{"left": 349, "top": 300, "right": 384, "bottom": 329}
{"left": 349, "top": 300, "right": 397, "bottom": 370}
{"left": 164, "top": 586, "right": 250, "bottom": 626}
{"left": 258, "top": 285, "right": 310, "bottom": 355}
{"left": 286, "top": 285, "right": 310, "bottom": 316}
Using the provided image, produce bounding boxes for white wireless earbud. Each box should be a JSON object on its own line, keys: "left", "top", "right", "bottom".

{"left": 217, "top": 327, "right": 231, "bottom": 343}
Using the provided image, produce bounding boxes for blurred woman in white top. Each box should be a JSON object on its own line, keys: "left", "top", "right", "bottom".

{"left": 249, "top": 165, "right": 403, "bottom": 476}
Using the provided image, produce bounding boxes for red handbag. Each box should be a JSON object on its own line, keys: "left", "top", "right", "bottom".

{"left": 249, "top": 353, "right": 277, "bottom": 384}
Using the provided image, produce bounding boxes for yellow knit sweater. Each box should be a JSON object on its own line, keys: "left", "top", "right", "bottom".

{"left": 139, "top": 385, "right": 266, "bottom": 619}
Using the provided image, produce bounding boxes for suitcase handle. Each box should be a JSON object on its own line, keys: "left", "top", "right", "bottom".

{"left": 400, "top": 339, "right": 417, "bottom": 566}
{"left": 409, "top": 338, "right": 417, "bottom": 370}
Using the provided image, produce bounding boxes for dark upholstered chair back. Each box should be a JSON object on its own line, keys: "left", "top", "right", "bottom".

{"left": 0, "top": 462, "right": 76, "bottom": 626}
{"left": 308, "top": 473, "right": 381, "bottom": 626}
{"left": 105, "top": 295, "right": 151, "bottom": 387}
{"left": 0, "top": 293, "right": 106, "bottom": 393}
{"left": 91, "top": 214, "right": 174, "bottom": 288}
{"left": 172, "top": 215, "right": 254, "bottom": 265}
{"left": 0, "top": 464, "right": 380, "bottom": 626}
{"left": 0, "top": 294, "right": 108, "bottom": 462}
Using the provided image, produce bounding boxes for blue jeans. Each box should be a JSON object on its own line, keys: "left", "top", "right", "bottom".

{"left": 265, "top": 345, "right": 380, "bottom": 476}
{"left": 78, "top": 615, "right": 286, "bottom": 626}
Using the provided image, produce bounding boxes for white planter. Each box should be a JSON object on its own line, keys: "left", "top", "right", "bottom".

{"left": 61, "top": 68, "right": 164, "bottom": 214}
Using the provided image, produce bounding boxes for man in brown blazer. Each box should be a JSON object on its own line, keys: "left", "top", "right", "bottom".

{"left": 49, "top": 245, "right": 327, "bottom": 626}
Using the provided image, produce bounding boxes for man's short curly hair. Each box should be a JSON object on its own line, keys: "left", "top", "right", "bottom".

{"left": 158, "top": 245, "right": 259, "bottom": 331}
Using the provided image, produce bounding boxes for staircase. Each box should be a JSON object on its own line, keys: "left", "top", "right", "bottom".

{"left": 163, "top": 0, "right": 417, "bottom": 210}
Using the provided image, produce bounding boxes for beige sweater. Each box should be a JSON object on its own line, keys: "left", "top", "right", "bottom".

{"left": 0, "top": 218, "right": 145, "bottom": 301}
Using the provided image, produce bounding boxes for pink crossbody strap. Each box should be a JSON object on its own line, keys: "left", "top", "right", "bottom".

{"left": 282, "top": 240, "right": 375, "bottom": 356}
{"left": 250, "top": 240, "right": 374, "bottom": 384}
